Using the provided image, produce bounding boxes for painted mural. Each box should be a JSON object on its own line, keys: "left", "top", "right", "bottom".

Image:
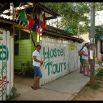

{"left": 42, "top": 46, "right": 68, "bottom": 76}
{"left": 0, "top": 30, "right": 10, "bottom": 100}
{"left": 40, "top": 37, "right": 81, "bottom": 85}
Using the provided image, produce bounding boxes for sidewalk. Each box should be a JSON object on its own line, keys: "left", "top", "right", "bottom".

{"left": 14, "top": 69, "right": 90, "bottom": 101}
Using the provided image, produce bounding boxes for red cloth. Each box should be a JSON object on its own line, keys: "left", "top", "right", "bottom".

{"left": 27, "top": 14, "right": 35, "bottom": 30}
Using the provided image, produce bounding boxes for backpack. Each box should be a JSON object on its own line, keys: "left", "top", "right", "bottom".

{"left": 78, "top": 49, "right": 83, "bottom": 56}
{"left": 78, "top": 50, "right": 82, "bottom": 56}
{"left": 78, "top": 46, "right": 85, "bottom": 56}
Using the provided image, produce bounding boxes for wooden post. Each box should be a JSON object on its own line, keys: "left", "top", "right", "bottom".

{"left": 89, "top": 2, "right": 96, "bottom": 86}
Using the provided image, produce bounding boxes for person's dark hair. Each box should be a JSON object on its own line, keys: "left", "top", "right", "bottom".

{"left": 36, "top": 44, "right": 41, "bottom": 48}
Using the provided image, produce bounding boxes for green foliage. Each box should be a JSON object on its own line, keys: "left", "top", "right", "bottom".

{"left": 95, "top": 2, "right": 103, "bottom": 11}
{"left": 95, "top": 26, "right": 103, "bottom": 43}
{"left": 64, "top": 24, "right": 77, "bottom": 35}
{"left": 86, "top": 67, "right": 103, "bottom": 90}
{"left": 96, "top": 68, "right": 103, "bottom": 80}
{"left": 87, "top": 68, "right": 103, "bottom": 90}
{"left": 41, "top": 2, "right": 90, "bottom": 35}
{"left": 41, "top": 2, "right": 103, "bottom": 37}
{"left": 96, "top": 59, "right": 103, "bottom": 66}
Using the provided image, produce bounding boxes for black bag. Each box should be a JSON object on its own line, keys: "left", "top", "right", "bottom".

{"left": 78, "top": 49, "right": 83, "bottom": 56}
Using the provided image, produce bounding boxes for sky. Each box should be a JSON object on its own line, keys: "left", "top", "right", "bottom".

{"left": 95, "top": 10, "right": 103, "bottom": 26}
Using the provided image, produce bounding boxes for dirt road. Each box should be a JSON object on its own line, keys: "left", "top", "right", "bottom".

{"left": 73, "top": 80, "right": 103, "bottom": 100}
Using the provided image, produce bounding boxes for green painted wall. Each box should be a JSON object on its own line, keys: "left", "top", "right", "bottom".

{"left": 14, "top": 32, "right": 37, "bottom": 71}
{"left": 14, "top": 40, "right": 32, "bottom": 70}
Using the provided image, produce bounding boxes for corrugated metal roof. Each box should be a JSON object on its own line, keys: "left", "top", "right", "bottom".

{"left": 0, "top": 2, "right": 59, "bottom": 21}
{"left": 43, "top": 25, "right": 84, "bottom": 43}
{"left": 0, "top": 17, "right": 83, "bottom": 43}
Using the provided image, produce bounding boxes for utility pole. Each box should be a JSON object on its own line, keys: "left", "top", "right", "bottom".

{"left": 89, "top": 2, "right": 96, "bottom": 86}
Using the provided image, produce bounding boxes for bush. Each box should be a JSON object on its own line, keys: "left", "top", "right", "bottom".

{"left": 86, "top": 68, "right": 103, "bottom": 90}
{"left": 96, "top": 68, "right": 103, "bottom": 80}
{"left": 96, "top": 59, "right": 103, "bottom": 66}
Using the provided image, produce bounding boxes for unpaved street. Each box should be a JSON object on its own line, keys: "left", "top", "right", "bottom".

{"left": 73, "top": 80, "right": 103, "bottom": 100}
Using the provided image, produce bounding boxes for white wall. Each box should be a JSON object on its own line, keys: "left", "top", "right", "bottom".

{"left": 0, "top": 29, "right": 13, "bottom": 100}
{"left": 40, "top": 36, "right": 81, "bottom": 85}
{"left": 97, "top": 40, "right": 102, "bottom": 60}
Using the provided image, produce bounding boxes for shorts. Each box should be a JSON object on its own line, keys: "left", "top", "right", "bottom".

{"left": 80, "top": 56, "right": 85, "bottom": 64}
{"left": 32, "top": 66, "right": 42, "bottom": 78}
{"left": 84, "top": 60, "right": 90, "bottom": 69}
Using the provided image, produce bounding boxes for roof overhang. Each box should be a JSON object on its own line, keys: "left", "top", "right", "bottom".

{"left": 0, "top": 18, "right": 83, "bottom": 43}
{"left": 0, "top": 2, "right": 60, "bottom": 21}
{"left": 43, "top": 25, "right": 84, "bottom": 43}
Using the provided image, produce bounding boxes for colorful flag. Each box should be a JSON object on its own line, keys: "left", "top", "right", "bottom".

{"left": 27, "top": 14, "right": 35, "bottom": 30}
{"left": 32, "top": 15, "right": 39, "bottom": 32}
{"left": 40, "top": 13, "right": 46, "bottom": 30}
{"left": 19, "top": 9, "right": 28, "bottom": 26}
{"left": 37, "top": 26, "right": 43, "bottom": 34}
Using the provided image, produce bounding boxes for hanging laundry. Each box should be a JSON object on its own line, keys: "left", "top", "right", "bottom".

{"left": 40, "top": 12, "right": 46, "bottom": 30}
{"left": 19, "top": 9, "right": 28, "bottom": 26}
{"left": 39, "top": 12, "right": 43, "bottom": 22}
{"left": 42, "top": 13, "right": 46, "bottom": 29}
{"left": 37, "top": 26, "right": 43, "bottom": 34}
{"left": 32, "top": 15, "right": 39, "bottom": 32}
{"left": 36, "top": 13, "right": 43, "bottom": 34}
{"left": 27, "top": 14, "right": 35, "bottom": 30}
{"left": 26, "top": 8, "right": 31, "bottom": 15}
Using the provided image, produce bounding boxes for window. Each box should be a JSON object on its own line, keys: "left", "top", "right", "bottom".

{"left": 14, "top": 43, "right": 19, "bottom": 56}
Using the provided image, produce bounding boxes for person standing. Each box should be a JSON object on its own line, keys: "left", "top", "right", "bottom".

{"left": 79, "top": 44, "right": 85, "bottom": 73}
{"left": 31, "top": 44, "right": 43, "bottom": 90}
{"left": 82, "top": 42, "right": 90, "bottom": 76}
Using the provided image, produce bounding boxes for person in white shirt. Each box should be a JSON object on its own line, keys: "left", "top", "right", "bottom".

{"left": 82, "top": 42, "right": 90, "bottom": 76}
{"left": 31, "top": 45, "right": 43, "bottom": 90}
